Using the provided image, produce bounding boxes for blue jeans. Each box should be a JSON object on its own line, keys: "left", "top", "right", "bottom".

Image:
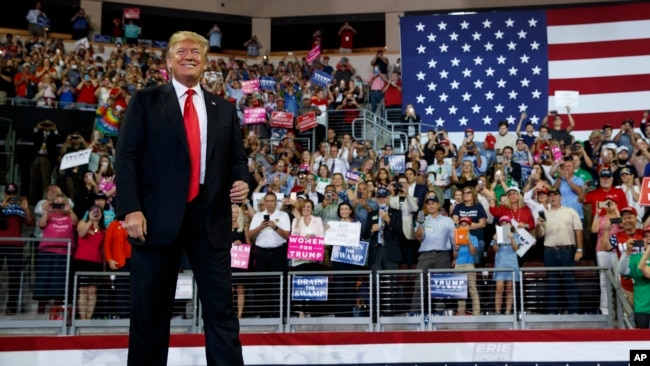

{"left": 543, "top": 246, "right": 578, "bottom": 314}
{"left": 369, "top": 90, "right": 384, "bottom": 114}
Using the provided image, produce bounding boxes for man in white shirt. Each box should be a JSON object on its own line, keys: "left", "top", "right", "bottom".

{"left": 325, "top": 144, "right": 349, "bottom": 175}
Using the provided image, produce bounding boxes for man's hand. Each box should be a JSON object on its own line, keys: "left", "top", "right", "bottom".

{"left": 230, "top": 180, "right": 249, "bottom": 203}
{"left": 124, "top": 211, "right": 147, "bottom": 242}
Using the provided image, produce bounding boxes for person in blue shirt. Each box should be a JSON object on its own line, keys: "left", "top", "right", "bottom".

{"left": 454, "top": 216, "right": 480, "bottom": 316}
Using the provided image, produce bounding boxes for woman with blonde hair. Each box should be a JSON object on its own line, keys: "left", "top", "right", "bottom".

{"left": 484, "top": 186, "right": 535, "bottom": 234}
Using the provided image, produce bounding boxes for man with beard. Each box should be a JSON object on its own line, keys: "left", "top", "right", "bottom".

{"left": 611, "top": 145, "right": 640, "bottom": 186}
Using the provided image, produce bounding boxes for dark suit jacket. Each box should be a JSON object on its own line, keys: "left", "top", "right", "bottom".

{"left": 32, "top": 128, "right": 61, "bottom": 163}
{"left": 365, "top": 206, "right": 403, "bottom": 264}
{"left": 412, "top": 183, "right": 428, "bottom": 210}
{"left": 115, "top": 83, "right": 248, "bottom": 248}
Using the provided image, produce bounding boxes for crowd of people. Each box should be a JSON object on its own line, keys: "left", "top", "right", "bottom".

{"left": 0, "top": 20, "right": 649, "bottom": 329}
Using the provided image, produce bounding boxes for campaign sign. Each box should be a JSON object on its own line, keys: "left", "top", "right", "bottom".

{"left": 153, "top": 40, "right": 168, "bottom": 49}
{"left": 324, "top": 221, "right": 362, "bottom": 247}
{"left": 241, "top": 79, "right": 260, "bottom": 95}
{"left": 231, "top": 243, "right": 251, "bottom": 269}
{"left": 287, "top": 235, "right": 325, "bottom": 261}
{"left": 270, "top": 111, "right": 294, "bottom": 128}
{"left": 244, "top": 107, "right": 267, "bottom": 125}
{"left": 430, "top": 272, "right": 468, "bottom": 299}
{"left": 310, "top": 69, "right": 334, "bottom": 89}
{"left": 123, "top": 8, "right": 140, "bottom": 19}
{"left": 93, "top": 34, "right": 111, "bottom": 43}
{"left": 306, "top": 45, "right": 321, "bottom": 64}
{"left": 387, "top": 155, "right": 406, "bottom": 174}
{"left": 60, "top": 148, "right": 92, "bottom": 170}
{"left": 331, "top": 241, "right": 369, "bottom": 266}
{"left": 520, "top": 165, "right": 532, "bottom": 184}
{"left": 345, "top": 170, "right": 361, "bottom": 182}
{"left": 291, "top": 275, "right": 328, "bottom": 301}
{"left": 550, "top": 145, "right": 563, "bottom": 161}
{"left": 297, "top": 111, "right": 317, "bottom": 132}
{"left": 639, "top": 177, "right": 650, "bottom": 206}
{"left": 259, "top": 76, "right": 276, "bottom": 91}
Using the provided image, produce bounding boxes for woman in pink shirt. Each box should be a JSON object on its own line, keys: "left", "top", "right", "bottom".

{"left": 33, "top": 194, "right": 78, "bottom": 313}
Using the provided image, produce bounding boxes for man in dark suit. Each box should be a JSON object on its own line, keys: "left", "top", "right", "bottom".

{"left": 115, "top": 31, "right": 247, "bottom": 366}
{"left": 29, "top": 119, "right": 60, "bottom": 204}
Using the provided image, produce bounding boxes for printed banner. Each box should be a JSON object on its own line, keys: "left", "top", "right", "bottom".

{"left": 287, "top": 235, "right": 325, "bottom": 262}
{"left": 244, "top": 107, "right": 267, "bottom": 125}
{"left": 59, "top": 148, "right": 92, "bottom": 170}
{"left": 175, "top": 273, "right": 193, "bottom": 300}
{"left": 323, "top": 221, "right": 362, "bottom": 247}
{"left": 297, "top": 111, "right": 317, "bottom": 132}
{"left": 123, "top": 8, "right": 140, "bottom": 19}
{"left": 241, "top": 79, "right": 260, "bottom": 95}
{"left": 270, "top": 111, "right": 294, "bottom": 129}
{"left": 291, "top": 275, "right": 328, "bottom": 301}
{"left": 231, "top": 243, "right": 251, "bottom": 269}
{"left": 310, "top": 69, "right": 334, "bottom": 88}
{"left": 306, "top": 46, "right": 321, "bottom": 64}
{"left": 259, "top": 76, "right": 276, "bottom": 91}
{"left": 331, "top": 241, "right": 369, "bottom": 266}
{"left": 430, "top": 272, "right": 468, "bottom": 299}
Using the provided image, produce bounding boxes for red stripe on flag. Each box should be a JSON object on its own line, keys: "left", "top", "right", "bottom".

{"left": 547, "top": 2, "right": 650, "bottom": 26}
{"left": 564, "top": 111, "right": 642, "bottom": 130}
{"left": 548, "top": 39, "right": 650, "bottom": 61}
{"left": 549, "top": 74, "right": 650, "bottom": 95}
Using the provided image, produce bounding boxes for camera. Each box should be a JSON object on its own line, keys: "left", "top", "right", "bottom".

{"left": 570, "top": 145, "right": 580, "bottom": 152}
{"left": 395, "top": 182, "right": 403, "bottom": 191}
{"left": 633, "top": 240, "right": 645, "bottom": 248}
{"left": 51, "top": 202, "right": 65, "bottom": 210}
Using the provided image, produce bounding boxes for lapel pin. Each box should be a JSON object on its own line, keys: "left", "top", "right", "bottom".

{"left": 211, "top": 101, "right": 216, "bottom": 106}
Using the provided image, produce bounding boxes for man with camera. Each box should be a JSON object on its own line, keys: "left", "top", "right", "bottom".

{"left": 387, "top": 176, "right": 419, "bottom": 270}
{"left": 606, "top": 206, "right": 643, "bottom": 307}
{"left": 29, "top": 119, "right": 60, "bottom": 204}
{"left": 314, "top": 185, "right": 341, "bottom": 225}
{"left": 582, "top": 167, "right": 628, "bottom": 220}
{"left": 0, "top": 183, "right": 35, "bottom": 315}
{"left": 248, "top": 192, "right": 290, "bottom": 317}
{"left": 617, "top": 225, "right": 650, "bottom": 328}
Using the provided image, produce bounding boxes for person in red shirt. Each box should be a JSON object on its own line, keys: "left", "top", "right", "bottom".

{"left": 582, "top": 167, "right": 628, "bottom": 219}
{"left": 338, "top": 22, "right": 357, "bottom": 53}
{"left": 604, "top": 206, "right": 642, "bottom": 307}
{"left": 487, "top": 186, "right": 536, "bottom": 232}
{"left": 104, "top": 219, "right": 131, "bottom": 318}
{"left": 13, "top": 63, "right": 37, "bottom": 104}
{"left": 382, "top": 71, "right": 402, "bottom": 109}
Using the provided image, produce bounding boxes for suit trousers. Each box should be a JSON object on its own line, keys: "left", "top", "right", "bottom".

{"left": 128, "top": 197, "right": 243, "bottom": 366}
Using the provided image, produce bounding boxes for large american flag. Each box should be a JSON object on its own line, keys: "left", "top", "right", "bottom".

{"left": 401, "top": 2, "right": 650, "bottom": 133}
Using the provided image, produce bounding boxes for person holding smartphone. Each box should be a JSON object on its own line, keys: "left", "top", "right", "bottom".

{"left": 617, "top": 227, "right": 650, "bottom": 328}
{"left": 604, "top": 206, "right": 643, "bottom": 309}
{"left": 591, "top": 196, "right": 621, "bottom": 315}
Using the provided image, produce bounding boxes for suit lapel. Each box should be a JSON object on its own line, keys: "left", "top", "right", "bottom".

{"left": 161, "top": 83, "right": 190, "bottom": 157}
{"left": 203, "top": 87, "right": 220, "bottom": 159}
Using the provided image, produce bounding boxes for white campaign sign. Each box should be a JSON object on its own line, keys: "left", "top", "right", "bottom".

{"left": 59, "top": 148, "right": 93, "bottom": 170}
{"left": 324, "top": 221, "right": 362, "bottom": 246}
{"left": 554, "top": 90, "right": 579, "bottom": 110}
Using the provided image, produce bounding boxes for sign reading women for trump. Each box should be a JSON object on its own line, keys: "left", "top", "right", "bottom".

{"left": 324, "top": 221, "right": 362, "bottom": 246}
{"left": 287, "top": 235, "right": 324, "bottom": 261}
{"left": 244, "top": 107, "right": 267, "bottom": 124}
{"left": 291, "top": 275, "right": 328, "bottom": 301}
{"left": 331, "top": 241, "right": 369, "bottom": 266}
{"left": 241, "top": 79, "right": 260, "bottom": 95}
{"left": 430, "top": 273, "right": 468, "bottom": 299}
{"left": 230, "top": 243, "right": 251, "bottom": 269}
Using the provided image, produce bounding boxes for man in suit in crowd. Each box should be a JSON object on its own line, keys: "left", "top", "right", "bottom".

{"left": 116, "top": 31, "right": 247, "bottom": 366}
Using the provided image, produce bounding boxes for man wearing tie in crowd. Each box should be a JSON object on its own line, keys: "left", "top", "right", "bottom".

{"left": 115, "top": 31, "right": 247, "bottom": 366}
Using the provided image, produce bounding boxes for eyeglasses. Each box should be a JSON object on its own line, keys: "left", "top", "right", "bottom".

{"left": 463, "top": 191, "right": 472, "bottom": 194}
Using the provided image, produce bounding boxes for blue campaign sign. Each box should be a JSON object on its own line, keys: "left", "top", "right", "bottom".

{"left": 292, "top": 275, "right": 329, "bottom": 301}
{"left": 259, "top": 76, "right": 276, "bottom": 91}
{"left": 388, "top": 155, "right": 406, "bottom": 174}
{"left": 310, "top": 69, "right": 334, "bottom": 88}
{"left": 430, "top": 272, "right": 468, "bottom": 299}
{"left": 331, "top": 241, "right": 369, "bottom": 266}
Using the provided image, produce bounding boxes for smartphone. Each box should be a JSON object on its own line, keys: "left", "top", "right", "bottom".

{"left": 263, "top": 214, "right": 270, "bottom": 221}
{"left": 383, "top": 157, "right": 389, "bottom": 165}
{"left": 417, "top": 210, "right": 425, "bottom": 223}
{"left": 325, "top": 192, "right": 333, "bottom": 201}
{"left": 610, "top": 217, "right": 622, "bottom": 225}
{"left": 538, "top": 211, "right": 546, "bottom": 221}
{"left": 98, "top": 137, "right": 109, "bottom": 144}
{"left": 633, "top": 240, "right": 645, "bottom": 248}
{"left": 357, "top": 190, "right": 363, "bottom": 199}
{"left": 51, "top": 202, "right": 65, "bottom": 210}
{"left": 597, "top": 201, "right": 608, "bottom": 209}
{"left": 290, "top": 192, "right": 297, "bottom": 202}
{"left": 477, "top": 180, "right": 484, "bottom": 190}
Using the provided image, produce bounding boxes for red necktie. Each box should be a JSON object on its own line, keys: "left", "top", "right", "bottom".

{"left": 184, "top": 89, "right": 200, "bottom": 202}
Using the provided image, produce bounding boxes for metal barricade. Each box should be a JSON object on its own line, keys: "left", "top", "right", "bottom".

{"left": 375, "top": 269, "right": 425, "bottom": 331}
{"left": 286, "top": 270, "right": 373, "bottom": 332}
{"left": 230, "top": 271, "right": 284, "bottom": 333}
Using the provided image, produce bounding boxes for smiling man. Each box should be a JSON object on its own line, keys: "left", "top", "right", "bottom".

{"left": 116, "top": 31, "right": 247, "bottom": 366}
